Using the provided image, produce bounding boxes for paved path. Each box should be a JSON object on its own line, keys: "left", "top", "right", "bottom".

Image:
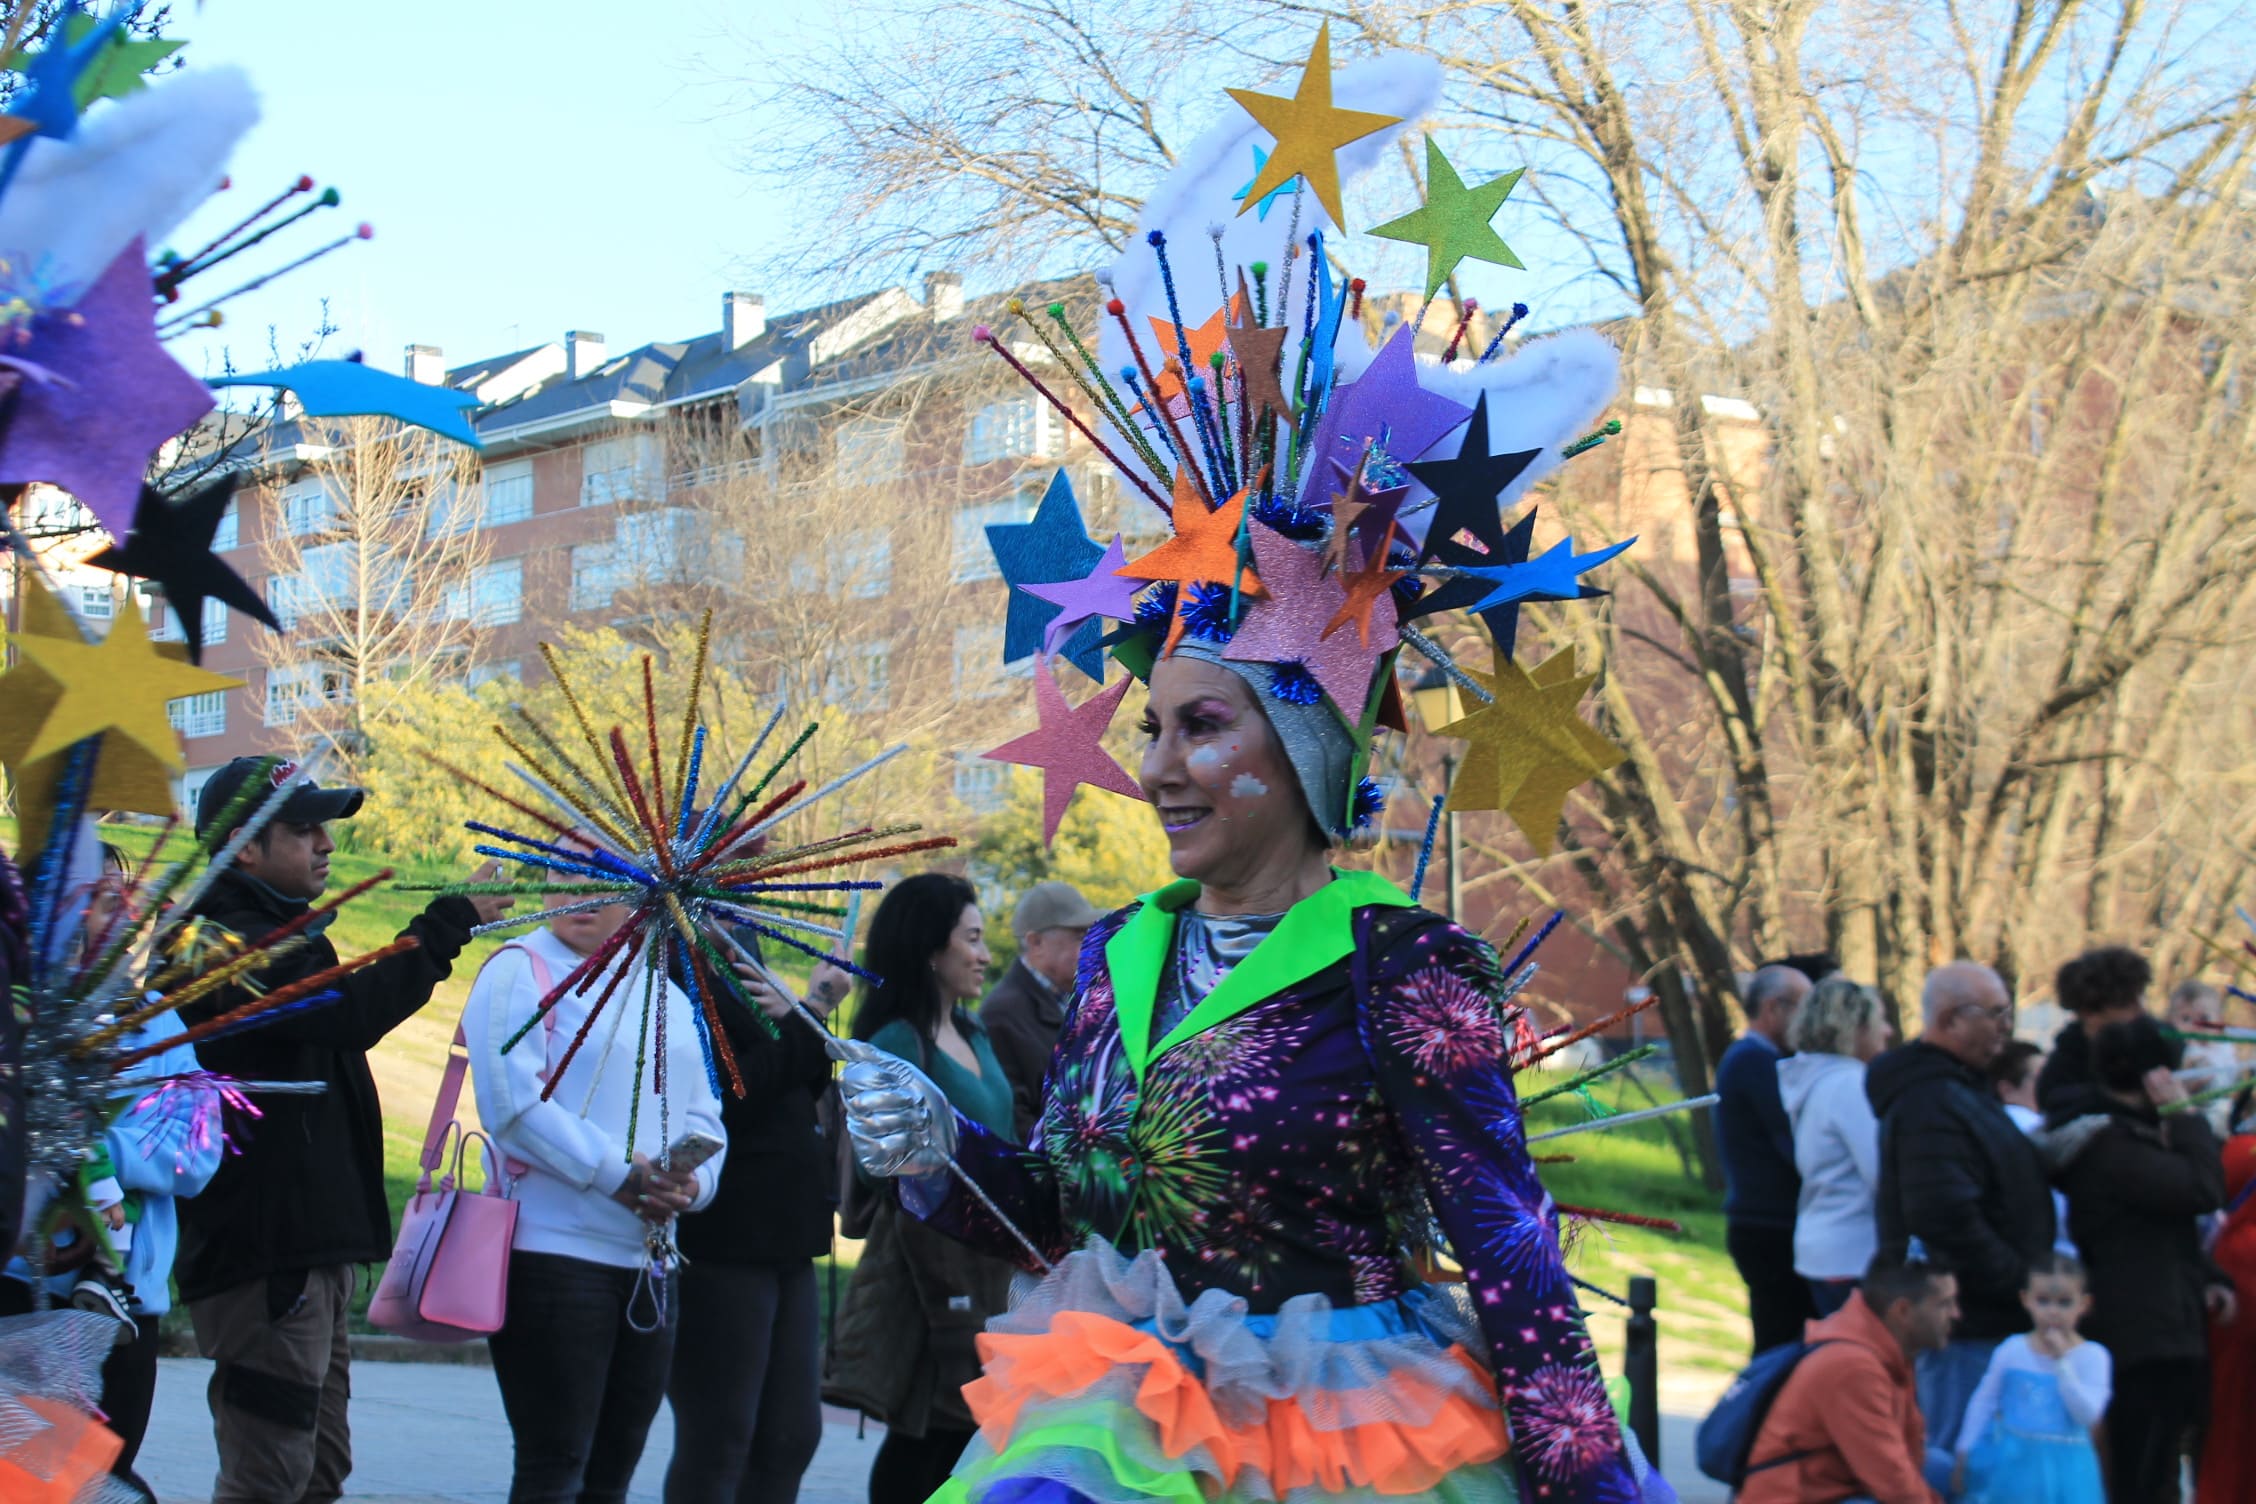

{"left": 139, "top": 1358, "right": 1726, "bottom": 1502}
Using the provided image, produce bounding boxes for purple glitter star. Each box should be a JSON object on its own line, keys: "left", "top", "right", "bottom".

{"left": 1021, "top": 534, "right": 1143, "bottom": 659}
{"left": 1295, "top": 325, "right": 1472, "bottom": 509}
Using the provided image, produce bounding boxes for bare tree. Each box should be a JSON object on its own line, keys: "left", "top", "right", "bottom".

{"left": 251, "top": 416, "right": 490, "bottom": 783}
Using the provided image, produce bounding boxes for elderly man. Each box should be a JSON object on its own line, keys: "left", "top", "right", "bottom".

{"left": 1868, "top": 961, "right": 2056, "bottom": 1457}
{"left": 979, "top": 881, "right": 1101, "bottom": 1139}
{"left": 1717, "top": 962, "right": 1818, "bottom": 1353}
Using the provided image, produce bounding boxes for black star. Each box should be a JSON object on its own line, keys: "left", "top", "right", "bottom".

{"left": 89, "top": 473, "right": 277, "bottom": 663}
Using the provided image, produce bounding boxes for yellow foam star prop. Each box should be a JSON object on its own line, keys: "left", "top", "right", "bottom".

{"left": 1225, "top": 23, "right": 1402, "bottom": 230}
{"left": 1437, "top": 648, "right": 1626, "bottom": 855}
{"left": 5, "top": 591, "right": 239, "bottom": 770}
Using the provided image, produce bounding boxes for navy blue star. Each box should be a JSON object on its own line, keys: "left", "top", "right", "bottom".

{"left": 987, "top": 469, "right": 1106, "bottom": 682}
{"left": 89, "top": 473, "right": 278, "bottom": 663}
{"left": 1405, "top": 395, "right": 1555, "bottom": 656}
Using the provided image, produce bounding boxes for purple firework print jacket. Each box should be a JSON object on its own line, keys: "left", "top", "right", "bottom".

{"left": 909, "top": 869, "right": 1638, "bottom": 1502}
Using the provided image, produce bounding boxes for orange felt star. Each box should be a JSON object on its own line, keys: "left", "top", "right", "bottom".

{"left": 1225, "top": 23, "right": 1403, "bottom": 230}
{"left": 1117, "top": 484, "right": 1264, "bottom": 655}
{"left": 1322, "top": 549, "right": 1407, "bottom": 648}
{"left": 1146, "top": 293, "right": 1243, "bottom": 406}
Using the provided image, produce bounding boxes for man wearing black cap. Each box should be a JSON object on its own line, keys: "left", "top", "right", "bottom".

{"left": 175, "top": 756, "right": 510, "bottom": 1504}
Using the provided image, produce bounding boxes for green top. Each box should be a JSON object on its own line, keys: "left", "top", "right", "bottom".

{"left": 869, "top": 1011, "right": 1018, "bottom": 1142}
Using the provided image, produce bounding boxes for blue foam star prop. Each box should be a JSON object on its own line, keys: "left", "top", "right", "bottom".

{"left": 987, "top": 469, "right": 1106, "bottom": 682}
{"left": 1450, "top": 534, "right": 1636, "bottom": 617}
{"left": 1303, "top": 248, "right": 1352, "bottom": 402}
{"left": 208, "top": 359, "right": 483, "bottom": 448}
{"left": 6, "top": 2, "right": 125, "bottom": 141}
{"left": 1232, "top": 145, "right": 1297, "bottom": 221}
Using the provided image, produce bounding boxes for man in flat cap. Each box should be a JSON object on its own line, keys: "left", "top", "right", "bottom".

{"left": 979, "top": 881, "right": 1102, "bottom": 1141}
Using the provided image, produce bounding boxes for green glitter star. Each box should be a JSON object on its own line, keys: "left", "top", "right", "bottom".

{"left": 1370, "top": 137, "right": 1525, "bottom": 300}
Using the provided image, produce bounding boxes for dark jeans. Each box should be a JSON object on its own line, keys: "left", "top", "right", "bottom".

{"left": 0, "top": 1280, "right": 160, "bottom": 1500}
{"left": 664, "top": 1260, "right": 823, "bottom": 1504}
{"left": 869, "top": 1426, "right": 974, "bottom": 1504}
{"left": 488, "top": 1251, "right": 675, "bottom": 1504}
{"left": 1726, "top": 1220, "right": 1816, "bottom": 1354}
{"left": 2107, "top": 1356, "right": 2206, "bottom": 1503}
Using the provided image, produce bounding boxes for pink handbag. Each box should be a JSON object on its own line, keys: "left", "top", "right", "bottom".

{"left": 370, "top": 944, "right": 552, "bottom": 1342}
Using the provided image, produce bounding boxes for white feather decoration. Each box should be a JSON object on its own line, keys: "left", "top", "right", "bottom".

{"left": 0, "top": 66, "right": 260, "bottom": 310}
{"left": 1414, "top": 325, "right": 1621, "bottom": 516}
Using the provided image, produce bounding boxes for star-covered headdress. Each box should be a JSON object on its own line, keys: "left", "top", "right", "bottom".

{"left": 976, "top": 24, "right": 1633, "bottom": 850}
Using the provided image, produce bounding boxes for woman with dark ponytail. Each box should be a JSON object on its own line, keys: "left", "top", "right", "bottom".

{"left": 817, "top": 872, "right": 1015, "bottom": 1504}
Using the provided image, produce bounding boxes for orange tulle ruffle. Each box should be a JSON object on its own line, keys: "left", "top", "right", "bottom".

{"left": 966, "top": 1309, "right": 1510, "bottom": 1495}
{"left": 0, "top": 1394, "right": 124, "bottom": 1504}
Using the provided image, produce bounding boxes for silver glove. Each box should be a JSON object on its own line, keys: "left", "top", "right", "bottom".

{"left": 839, "top": 1045, "right": 958, "bottom": 1179}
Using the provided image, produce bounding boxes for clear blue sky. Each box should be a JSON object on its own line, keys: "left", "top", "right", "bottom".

{"left": 164, "top": 0, "right": 826, "bottom": 382}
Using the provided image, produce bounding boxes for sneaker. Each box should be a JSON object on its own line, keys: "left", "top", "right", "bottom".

{"left": 69, "top": 1276, "right": 133, "bottom": 1340}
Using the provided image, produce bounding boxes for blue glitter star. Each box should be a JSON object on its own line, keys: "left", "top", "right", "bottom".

{"left": 985, "top": 468, "right": 1107, "bottom": 681}
{"left": 1232, "top": 145, "right": 1298, "bottom": 220}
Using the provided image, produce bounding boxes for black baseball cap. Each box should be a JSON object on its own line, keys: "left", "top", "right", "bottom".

{"left": 194, "top": 755, "right": 366, "bottom": 844}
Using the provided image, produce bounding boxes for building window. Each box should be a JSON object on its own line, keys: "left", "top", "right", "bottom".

{"left": 582, "top": 435, "right": 658, "bottom": 507}
{"left": 472, "top": 558, "right": 523, "bottom": 627}
{"left": 264, "top": 662, "right": 351, "bottom": 726}
{"left": 834, "top": 528, "right": 893, "bottom": 599}
{"left": 821, "top": 641, "right": 891, "bottom": 712}
{"left": 964, "top": 398, "right": 1057, "bottom": 466}
{"left": 614, "top": 507, "right": 698, "bottom": 587}
{"left": 154, "top": 597, "right": 229, "bottom": 645}
{"left": 482, "top": 460, "right": 535, "bottom": 526}
{"left": 280, "top": 478, "right": 335, "bottom": 537}
{"left": 952, "top": 624, "right": 1022, "bottom": 697}
{"left": 167, "top": 690, "right": 227, "bottom": 739}
{"left": 266, "top": 573, "right": 304, "bottom": 630}
{"left": 75, "top": 584, "right": 113, "bottom": 621}
{"left": 466, "top": 659, "right": 522, "bottom": 689}
{"left": 570, "top": 543, "right": 618, "bottom": 612}
{"left": 953, "top": 759, "right": 1012, "bottom": 814}
{"left": 951, "top": 499, "right": 1025, "bottom": 583}
{"left": 833, "top": 416, "right": 906, "bottom": 487}
{"left": 212, "top": 500, "right": 239, "bottom": 552}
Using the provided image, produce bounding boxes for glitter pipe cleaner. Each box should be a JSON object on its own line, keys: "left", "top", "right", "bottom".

{"left": 695, "top": 781, "right": 808, "bottom": 872}
{"left": 161, "top": 187, "right": 341, "bottom": 291}
{"left": 471, "top": 844, "right": 639, "bottom": 888}
{"left": 542, "top": 924, "right": 655, "bottom": 1097}
{"left": 1478, "top": 302, "right": 1531, "bottom": 364}
{"left": 1532, "top": 1095, "right": 1718, "bottom": 1144}
{"left": 1562, "top": 420, "right": 1623, "bottom": 459}
{"left": 691, "top": 704, "right": 788, "bottom": 851}
{"left": 156, "top": 226, "right": 372, "bottom": 335}
{"left": 703, "top": 898, "right": 843, "bottom": 946}
{"left": 700, "top": 822, "right": 904, "bottom": 880}
{"left": 537, "top": 644, "right": 639, "bottom": 814}
{"left": 1114, "top": 366, "right": 1190, "bottom": 512}
{"left": 1045, "top": 303, "right": 1169, "bottom": 483}
{"left": 1396, "top": 624, "right": 1496, "bottom": 706}
{"left": 468, "top": 894, "right": 644, "bottom": 941}
{"left": 1505, "top": 910, "right": 1567, "bottom": 979}
{"left": 1011, "top": 298, "right": 1165, "bottom": 482}
{"left": 113, "top": 940, "right": 422, "bottom": 1069}
{"left": 1183, "top": 373, "right": 1231, "bottom": 499}
{"left": 26, "top": 738, "right": 97, "bottom": 967}
{"left": 724, "top": 721, "right": 818, "bottom": 830}
{"left": 1409, "top": 795, "right": 1447, "bottom": 903}
{"left": 1535, "top": 989, "right": 1664, "bottom": 1062}
{"left": 182, "top": 990, "right": 344, "bottom": 1048}
{"left": 510, "top": 694, "right": 639, "bottom": 832}
{"left": 606, "top": 726, "right": 677, "bottom": 878}
{"left": 673, "top": 938, "right": 726, "bottom": 1097}
{"left": 1443, "top": 299, "right": 1479, "bottom": 362}
{"left": 1145, "top": 232, "right": 1230, "bottom": 493}
{"left": 469, "top": 819, "right": 653, "bottom": 884}
{"left": 662, "top": 894, "right": 748, "bottom": 1088}
{"left": 509, "top": 913, "right": 652, "bottom": 1058}
{"left": 496, "top": 730, "right": 633, "bottom": 851}
{"left": 1108, "top": 300, "right": 1207, "bottom": 507}
{"left": 1203, "top": 365, "right": 1238, "bottom": 487}
{"left": 728, "top": 743, "right": 911, "bottom": 854}
{"left": 1521, "top": 1045, "right": 1660, "bottom": 1107}
{"left": 1558, "top": 1204, "right": 1682, "bottom": 1235}
{"left": 674, "top": 610, "right": 715, "bottom": 798}
{"left": 717, "top": 835, "right": 955, "bottom": 886}
{"left": 715, "top": 928, "right": 1055, "bottom": 1272}
{"left": 675, "top": 726, "right": 708, "bottom": 845}
{"left": 640, "top": 659, "right": 674, "bottom": 838}
{"left": 160, "top": 175, "right": 316, "bottom": 287}
{"left": 93, "top": 934, "right": 318, "bottom": 1048}
{"left": 971, "top": 326, "right": 1168, "bottom": 509}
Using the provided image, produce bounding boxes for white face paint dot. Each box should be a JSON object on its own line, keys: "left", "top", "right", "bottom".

{"left": 1230, "top": 773, "right": 1270, "bottom": 798}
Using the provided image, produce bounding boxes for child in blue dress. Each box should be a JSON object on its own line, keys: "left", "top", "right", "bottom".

{"left": 1957, "top": 1252, "right": 2109, "bottom": 1503}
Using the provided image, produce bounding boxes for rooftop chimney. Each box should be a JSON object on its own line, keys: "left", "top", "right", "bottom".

{"left": 405, "top": 344, "right": 445, "bottom": 385}
{"left": 925, "top": 270, "right": 965, "bottom": 323}
{"left": 566, "top": 330, "right": 607, "bottom": 381}
{"left": 723, "top": 292, "right": 766, "bottom": 350}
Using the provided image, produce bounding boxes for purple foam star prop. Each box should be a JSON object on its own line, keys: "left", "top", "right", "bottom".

{"left": 1296, "top": 325, "right": 1472, "bottom": 509}
{"left": 1022, "top": 533, "right": 1141, "bottom": 663}
{"left": 983, "top": 656, "right": 1146, "bottom": 844}
{"left": 1225, "top": 521, "right": 1396, "bottom": 718}
{"left": 0, "top": 239, "right": 212, "bottom": 538}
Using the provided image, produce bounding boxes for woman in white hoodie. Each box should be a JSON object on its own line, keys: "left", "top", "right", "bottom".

{"left": 467, "top": 865, "right": 726, "bottom": 1504}
{"left": 1777, "top": 975, "right": 1894, "bottom": 1315}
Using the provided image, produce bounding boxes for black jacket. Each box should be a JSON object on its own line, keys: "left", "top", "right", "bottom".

{"left": 174, "top": 868, "right": 478, "bottom": 1302}
{"left": 2046, "top": 1086, "right": 2226, "bottom": 1366}
{"left": 978, "top": 958, "right": 1063, "bottom": 1141}
{"left": 1868, "top": 1040, "right": 2057, "bottom": 1340}
{"left": 2034, "top": 1021, "right": 2094, "bottom": 1114}
{"left": 676, "top": 996, "right": 836, "bottom": 1265}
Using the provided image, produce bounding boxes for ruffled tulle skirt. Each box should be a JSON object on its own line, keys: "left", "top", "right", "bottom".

{"left": 931, "top": 1239, "right": 1534, "bottom": 1504}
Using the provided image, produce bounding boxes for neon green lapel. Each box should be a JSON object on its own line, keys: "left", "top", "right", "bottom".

{"left": 1104, "top": 869, "right": 1416, "bottom": 1084}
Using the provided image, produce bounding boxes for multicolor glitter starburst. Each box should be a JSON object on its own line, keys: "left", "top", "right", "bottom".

{"left": 1386, "top": 966, "right": 1508, "bottom": 1078}
{"left": 1124, "top": 1070, "right": 1228, "bottom": 1250}
{"left": 1512, "top": 1362, "right": 1625, "bottom": 1481}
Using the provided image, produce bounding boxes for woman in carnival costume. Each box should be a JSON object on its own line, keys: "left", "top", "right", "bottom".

{"left": 834, "top": 24, "right": 1668, "bottom": 1504}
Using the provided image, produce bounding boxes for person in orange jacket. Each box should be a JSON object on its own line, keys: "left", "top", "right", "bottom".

{"left": 1740, "top": 1251, "right": 1959, "bottom": 1504}
{"left": 2198, "top": 1119, "right": 2256, "bottom": 1503}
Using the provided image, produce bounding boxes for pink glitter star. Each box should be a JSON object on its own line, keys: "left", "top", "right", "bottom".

{"left": 983, "top": 655, "right": 1146, "bottom": 842}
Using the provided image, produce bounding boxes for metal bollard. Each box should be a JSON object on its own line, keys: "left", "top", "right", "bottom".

{"left": 1625, "top": 1275, "right": 1659, "bottom": 1465}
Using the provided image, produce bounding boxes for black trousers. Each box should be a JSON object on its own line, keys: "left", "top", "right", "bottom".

{"left": 1726, "top": 1220, "right": 1816, "bottom": 1355}
{"left": 869, "top": 1426, "right": 975, "bottom": 1504}
{"left": 487, "top": 1251, "right": 675, "bottom": 1504}
{"left": 663, "top": 1259, "right": 824, "bottom": 1504}
{"left": 0, "top": 1280, "right": 160, "bottom": 1500}
{"left": 2107, "top": 1356, "right": 2206, "bottom": 1504}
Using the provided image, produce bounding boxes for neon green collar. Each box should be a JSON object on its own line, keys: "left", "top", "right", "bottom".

{"left": 1105, "top": 868, "right": 1415, "bottom": 1084}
